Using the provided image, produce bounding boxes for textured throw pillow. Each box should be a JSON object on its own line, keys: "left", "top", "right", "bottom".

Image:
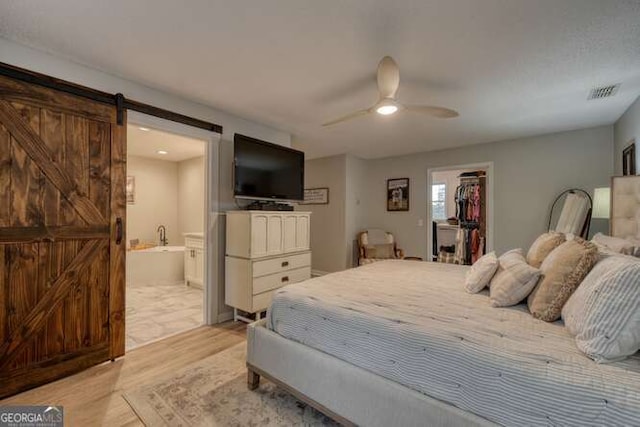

{"left": 489, "top": 249, "right": 541, "bottom": 307}
{"left": 527, "top": 238, "right": 599, "bottom": 322}
{"left": 562, "top": 256, "right": 640, "bottom": 363}
{"left": 465, "top": 252, "right": 499, "bottom": 293}
{"left": 526, "top": 232, "right": 566, "bottom": 268}
{"left": 364, "top": 243, "right": 395, "bottom": 259}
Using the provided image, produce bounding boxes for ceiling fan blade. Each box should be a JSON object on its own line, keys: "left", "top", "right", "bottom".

{"left": 377, "top": 56, "right": 400, "bottom": 99}
{"left": 405, "top": 105, "right": 459, "bottom": 118}
{"left": 322, "top": 108, "right": 372, "bottom": 127}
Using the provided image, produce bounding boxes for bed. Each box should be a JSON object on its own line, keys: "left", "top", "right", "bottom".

{"left": 247, "top": 176, "right": 640, "bottom": 426}
{"left": 246, "top": 260, "right": 640, "bottom": 426}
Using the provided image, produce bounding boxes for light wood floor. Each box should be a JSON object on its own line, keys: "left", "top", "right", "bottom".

{"left": 0, "top": 322, "right": 247, "bottom": 427}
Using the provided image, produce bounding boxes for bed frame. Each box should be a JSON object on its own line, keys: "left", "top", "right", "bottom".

{"left": 246, "top": 320, "right": 495, "bottom": 427}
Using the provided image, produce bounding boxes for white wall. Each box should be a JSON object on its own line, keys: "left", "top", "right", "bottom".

{"left": 363, "top": 126, "right": 613, "bottom": 259}
{"left": 302, "top": 126, "right": 613, "bottom": 270}
{"left": 126, "top": 156, "right": 179, "bottom": 246}
{"left": 298, "top": 153, "right": 367, "bottom": 273}
{"left": 614, "top": 95, "right": 640, "bottom": 175}
{"left": 297, "top": 155, "right": 347, "bottom": 274}
{"left": 177, "top": 156, "right": 205, "bottom": 242}
{"left": 345, "top": 154, "right": 367, "bottom": 268}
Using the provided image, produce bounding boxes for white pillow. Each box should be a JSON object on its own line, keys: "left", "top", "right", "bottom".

{"left": 464, "top": 252, "right": 499, "bottom": 293}
{"left": 591, "top": 233, "right": 637, "bottom": 255}
{"left": 489, "top": 249, "right": 541, "bottom": 307}
{"left": 562, "top": 256, "right": 630, "bottom": 335}
{"left": 562, "top": 256, "right": 640, "bottom": 363}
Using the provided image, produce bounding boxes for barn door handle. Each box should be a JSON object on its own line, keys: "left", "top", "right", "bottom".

{"left": 115, "top": 217, "right": 123, "bottom": 245}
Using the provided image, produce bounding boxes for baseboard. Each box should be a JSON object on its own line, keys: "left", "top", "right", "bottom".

{"left": 311, "top": 269, "right": 330, "bottom": 277}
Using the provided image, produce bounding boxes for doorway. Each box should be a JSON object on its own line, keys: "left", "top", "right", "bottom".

{"left": 125, "top": 113, "right": 219, "bottom": 350}
{"left": 427, "top": 162, "right": 494, "bottom": 263}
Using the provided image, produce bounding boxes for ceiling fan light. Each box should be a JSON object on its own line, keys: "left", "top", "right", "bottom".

{"left": 376, "top": 104, "right": 398, "bottom": 115}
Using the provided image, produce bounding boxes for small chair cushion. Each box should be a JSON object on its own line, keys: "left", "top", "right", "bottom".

{"left": 464, "top": 251, "right": 499, "bottom": 293}
{"left": 489, "top": 249, "right": 541, "bottom": 307}
{"left": 526, "top": 232, "right": 566, "bottom": 268}
{"left": 527, "top": 238, "right": 599, "bottom": 322}
{"left": 364, "top": 243, "right": 395, "bottom": 259}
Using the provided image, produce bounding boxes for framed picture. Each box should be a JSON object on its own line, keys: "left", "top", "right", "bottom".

{"left": 387, "top": 178, "right": 409, "bottom": 211}
{"left": 126, "top": 176, "right": 135, "bottom": 204}
{"left": 300, "top": 187, "right": 329, "bottom": 205}
{"left": 623, "top": 141, "right": 636, "bottom": 176}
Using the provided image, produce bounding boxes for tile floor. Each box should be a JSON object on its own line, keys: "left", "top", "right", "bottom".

{"left": 126, "top": 281, "right": 203, "bottom": 350}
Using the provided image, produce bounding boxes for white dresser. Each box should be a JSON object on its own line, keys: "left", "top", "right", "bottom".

{"left": 184, "top": 232, "right": 205, "bottom": 289}
{"left": 225, "top": 211, "right": 311, "bottom": 322}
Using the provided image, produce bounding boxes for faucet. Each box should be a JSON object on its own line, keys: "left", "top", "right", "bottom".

{"left": 157, "top": 225, "right": 168, "bottom": 246}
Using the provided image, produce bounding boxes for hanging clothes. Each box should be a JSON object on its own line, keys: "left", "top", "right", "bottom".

{"left": 470, "top": 228, "right": 480, "bottom": 264}
{"left": 452, "top": 174, "right": 486, "bottom": 265}
{"left": 454, "top": 228, "right": 465, "bottom": 264}
{"left": 455, "top": 182, "right": 482, "bottom": 224}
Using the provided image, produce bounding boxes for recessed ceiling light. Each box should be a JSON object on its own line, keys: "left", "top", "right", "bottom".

{"left": 157, "top": 150, "right": 168, "bottom": 155}
{"left": 139, "top": 127, "right": 150, "bottom": 131}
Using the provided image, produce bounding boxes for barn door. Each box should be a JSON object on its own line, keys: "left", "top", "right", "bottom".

{"left": 0, "top": 75, "right": 126, "bottom": 398}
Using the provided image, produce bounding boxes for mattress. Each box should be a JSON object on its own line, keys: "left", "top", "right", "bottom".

{"left": 267, "top": 260, "right": 640, "bottom": 426}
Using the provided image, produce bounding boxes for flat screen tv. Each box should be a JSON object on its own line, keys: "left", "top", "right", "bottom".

{"left": 234, "top": 134, "right": 305, "bottom": 201}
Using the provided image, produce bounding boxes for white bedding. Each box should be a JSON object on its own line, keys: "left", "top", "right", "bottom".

{"left": 267, "top": 260, "right": 640, "bottom": 427}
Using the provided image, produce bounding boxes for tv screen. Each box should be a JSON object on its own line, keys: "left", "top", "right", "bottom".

{"left": 234, "top": 134, "right": 305, "bottom": 201}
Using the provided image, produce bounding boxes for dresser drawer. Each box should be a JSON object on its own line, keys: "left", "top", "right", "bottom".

{"left": 252, "top": 266, "right": 311, "bottom": 295}
{"left": 252, "top": 252, "right": 311, "bottom": 278}
{"left": 252, "top": 290, "right": 275, "bottom": 312}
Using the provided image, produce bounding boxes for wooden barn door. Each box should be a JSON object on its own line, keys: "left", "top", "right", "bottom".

{"left": 0, "top": 74, "right": 126, "bottom": 398}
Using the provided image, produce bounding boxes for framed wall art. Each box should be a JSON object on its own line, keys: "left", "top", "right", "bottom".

{"left": 623, "top": 140, "right": 636, "bottom": 176}
{"left": 387, "top": 178, "right": 409, "bottom": 211}
{"left": 300, "top": 187, "right": 329, "bottom": 205}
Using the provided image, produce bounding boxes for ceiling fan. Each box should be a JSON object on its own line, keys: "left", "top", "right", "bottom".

{"left": 322, "top": 56, "right": 459, "bottom": 127}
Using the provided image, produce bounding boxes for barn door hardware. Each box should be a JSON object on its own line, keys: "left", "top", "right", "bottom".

{"left": 115, "top": 93, "right": 125, "bottom": 126}
{"left": 0, "top": 62, "right": 223, "bottom": 133}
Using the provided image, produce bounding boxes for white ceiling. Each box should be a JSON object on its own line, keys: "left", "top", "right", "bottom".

{"left": 1, "top": 0, "right": 640, "bottom": 159}
{"left": 128, "top": 125, "right": 205, "bottom": 162}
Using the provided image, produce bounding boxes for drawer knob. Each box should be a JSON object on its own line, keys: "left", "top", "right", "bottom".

{"left": 281, "top": 261, "right": 289, "bottom": 267}
{"left": 281, "top": 276, "right": 289, "bottom": 282}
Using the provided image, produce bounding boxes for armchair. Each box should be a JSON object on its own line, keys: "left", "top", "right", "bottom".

{"left": 357, "top": 229, "right": 404, "bottom": 266}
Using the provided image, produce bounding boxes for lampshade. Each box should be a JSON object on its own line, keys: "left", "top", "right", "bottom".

{"left": 592, "top": 187, "right": 611, "bottom": 219}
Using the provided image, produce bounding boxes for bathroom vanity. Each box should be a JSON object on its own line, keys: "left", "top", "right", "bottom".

{"left": 184, "top": 232, "right": 205, "bottom": 289}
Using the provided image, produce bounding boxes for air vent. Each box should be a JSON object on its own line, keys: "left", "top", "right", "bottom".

{"left": 588, "top": 84, "right": 620, "bottom": 100}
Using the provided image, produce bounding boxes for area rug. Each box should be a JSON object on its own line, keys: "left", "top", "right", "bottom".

{"left": 123, "top": 343, "right": 339, "bottom": 426}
